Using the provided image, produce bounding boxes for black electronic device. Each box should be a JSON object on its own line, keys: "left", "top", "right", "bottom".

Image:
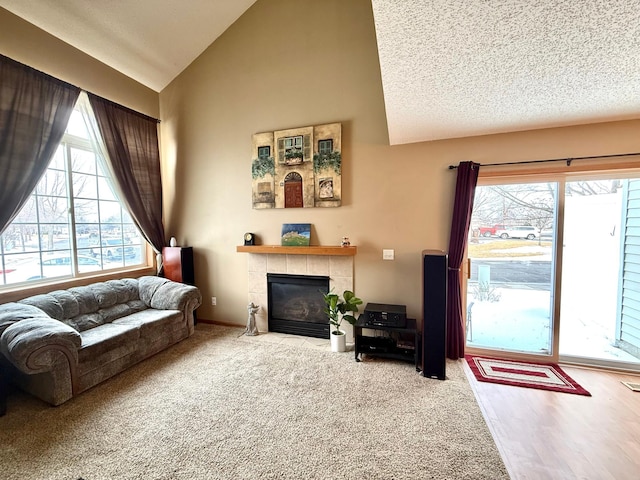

{"left": 421, "top": 250, "right": 447, "bottom": 380}
{"left": 363, "top": 303, "right": 407, "bottom": 328}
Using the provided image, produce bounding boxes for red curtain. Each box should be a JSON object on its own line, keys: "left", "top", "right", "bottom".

{"left": 446, "top": 161, "right": 479, "bottom": 359}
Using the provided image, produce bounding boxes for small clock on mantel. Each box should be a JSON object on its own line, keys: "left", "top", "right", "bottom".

{"left": 244, "top": 232, "right": 256, "bottom": 246}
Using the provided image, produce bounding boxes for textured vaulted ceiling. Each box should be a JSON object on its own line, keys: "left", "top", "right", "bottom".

{"left": 2, "top": 0, "right": 639, "bottom": 144}
{"left": 371, "top": 0, "right": 640, "bottom": 144}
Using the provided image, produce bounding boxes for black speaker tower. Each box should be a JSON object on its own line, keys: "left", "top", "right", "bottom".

{"left": 421, "top": 250, "right": 447, "bottom": 380}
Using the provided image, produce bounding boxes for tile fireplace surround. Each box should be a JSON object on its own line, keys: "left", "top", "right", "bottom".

{"left": 241, "top": 246, "right": 356, "bottom": 341}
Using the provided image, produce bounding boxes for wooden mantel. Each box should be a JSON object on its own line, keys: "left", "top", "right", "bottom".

{"left": 236, "top": 245, "right": 357, "bottom": 256}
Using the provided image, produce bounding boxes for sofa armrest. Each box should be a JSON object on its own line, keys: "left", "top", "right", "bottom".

{"left": 0, "top": 302, "right": 50, "bottom": 336}
{"left": 138, "top": 276, "right": 202, "bottom": 312}
{"left": 0, "top": 315, "right": 81, "bottom": 375}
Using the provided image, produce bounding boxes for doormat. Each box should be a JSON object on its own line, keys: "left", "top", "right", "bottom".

{"left": 465, "top": 355, "right": 591, "bottom": 396}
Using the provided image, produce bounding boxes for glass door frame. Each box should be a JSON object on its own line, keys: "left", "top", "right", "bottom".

{"left": 463, "top": 162, "right": 640, "bottom": 371}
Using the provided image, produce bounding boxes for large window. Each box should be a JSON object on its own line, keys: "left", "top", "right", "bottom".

{"left": 466, "top": 167, "right": 640, "bottom": 371}
{"left": 0, "top": 95, "right": 147, "bottom": 287}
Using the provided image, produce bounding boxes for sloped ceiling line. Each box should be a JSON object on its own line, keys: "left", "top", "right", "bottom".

{"left": 371, "top": 0, "right": 640, "bottom": 144}
{"left": 2, "top": 0, "right": 639, "bottom": 144}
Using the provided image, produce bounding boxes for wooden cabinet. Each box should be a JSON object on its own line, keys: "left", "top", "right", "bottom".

{"left": 162, "top": 246, "right": 196, "bottom": 324}
{"left": 162, "top": 247, "right": 195, "bottom": 285}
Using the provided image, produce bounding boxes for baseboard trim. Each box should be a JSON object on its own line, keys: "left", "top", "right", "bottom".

{"left": 196, "top": 318, "right": 242, "bottom": 328}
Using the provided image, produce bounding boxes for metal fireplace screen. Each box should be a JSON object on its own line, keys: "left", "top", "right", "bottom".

{"left": 267, "top": 273, "right": 330, "bottom": 338}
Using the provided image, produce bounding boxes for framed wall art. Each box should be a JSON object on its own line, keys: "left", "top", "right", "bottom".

{"left": 251, "top": 123, "right": 342, "bottom": 209}
{"left": 281, "top": 223, "right": 311, "bottom": 246}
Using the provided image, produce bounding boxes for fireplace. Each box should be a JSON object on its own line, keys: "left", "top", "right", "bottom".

{"left": 241, "top": 248, "right": 355, "bottom": 339}
{"left": 267, "top": 273, "right": 330, "bottom": 338}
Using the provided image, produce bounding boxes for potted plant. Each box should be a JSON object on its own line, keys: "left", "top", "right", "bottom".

{"left": 322, "top": 289, "right": 363, "bottom": 352}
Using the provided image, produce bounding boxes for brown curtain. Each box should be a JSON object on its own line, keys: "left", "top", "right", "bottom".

{"left": 0, "top": 54, "right": 80, "bottom": 235}
{"left": 446, "top": 161, "right": 480, "bottom": 359}
{"left": 87, "top": 93, "right": 165, "bottom": 254}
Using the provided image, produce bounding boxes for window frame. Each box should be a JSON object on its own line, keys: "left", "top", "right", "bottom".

{"left": 465, "top": 157, "right": 640, "bottom": 368}
{"left": 318, "top": 139, "right": 333, "bottom": 154}
{"left": 0, "top": 98, "right": 155, "bottom": 296}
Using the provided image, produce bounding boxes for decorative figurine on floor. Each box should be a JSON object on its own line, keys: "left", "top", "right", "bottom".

{"left": 245, "top": 302, "right": 260, "bottom": 336}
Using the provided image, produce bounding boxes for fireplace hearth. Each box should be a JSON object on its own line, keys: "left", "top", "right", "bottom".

{"left": 267, "top": 273, "right": 330, "bottom": 338}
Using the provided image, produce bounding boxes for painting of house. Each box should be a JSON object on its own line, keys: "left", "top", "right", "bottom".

{"left": 251, "top": 123, "right": 341, "bottom": 209}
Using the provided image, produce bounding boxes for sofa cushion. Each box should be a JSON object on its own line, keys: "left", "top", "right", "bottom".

{"left": 78, "top": 323, "right": 140, "bottom": 361}
{"left": 66, "top": 313, "right": 104, "bottom": 332}
{"left": 88, "top": 282, "right": 119, "bottom": 309}
{"left": 139, "top": 276, "right": 200, "bottom": 311}
{"left": 112, "top": 308, "right": 183, "bottom": 336}
{"left": 100, "top": 303, "right": 137, "bottom": 323}
{"left": 18, "top": 280, "right": 142, "bottom": 324}
{"left": 126, "top": 299, "right": 147, "bottom": 312}
{"left": 68, "top": 285, "right": 100, "bottom": 314}
{"left": 105, "top": 279, "right": 140, "bottom": 303}
{"left": 19, "top": 290, "right": 78, "bottom": 321}
{"left": 57, "top": 282, "right": 147, "bottom": 331}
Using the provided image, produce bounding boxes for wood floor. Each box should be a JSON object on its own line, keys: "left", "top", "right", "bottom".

{"left": 463, "top": 362, "right": 640, "bottom": 479}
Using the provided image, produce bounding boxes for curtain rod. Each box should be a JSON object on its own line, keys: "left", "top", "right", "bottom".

{"left": 448, "top": 152, "right": 640, "bottom": 170}
{"left": 85, "top": 91, "right": 161, "bottom": 124}
{"left": 2, "top": 53, "right": 160, "bottom": 124}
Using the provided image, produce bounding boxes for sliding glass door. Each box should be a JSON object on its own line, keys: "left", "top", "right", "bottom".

{"left": 466, "top": 175, "right": 640, "bottom": 369}
{"left": 559, "top": 179, "right": 640, "bottom": 366}
{"left": 466, "top": 182, "right": 556, "bottom": 356}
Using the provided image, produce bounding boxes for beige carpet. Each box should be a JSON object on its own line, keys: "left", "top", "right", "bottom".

{"left": 0, "top": 325, "right": 508, "bottom": 479}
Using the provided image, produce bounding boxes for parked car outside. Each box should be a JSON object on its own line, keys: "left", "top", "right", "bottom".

{"left": 478, "top": 224, "right": 507, "bottom": 237}
{"left": 24, "top": 254, "right": 101, "bottom": 280}
{"left": 496, "top": 226, "right": 539, "bottom": 240}
{"left": 91, "top": 238, "right": 137, "bottom": 260}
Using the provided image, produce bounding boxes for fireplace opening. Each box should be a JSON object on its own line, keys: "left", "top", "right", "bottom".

{"left": 267, "top": 273, "right": 330, "bottom": 338}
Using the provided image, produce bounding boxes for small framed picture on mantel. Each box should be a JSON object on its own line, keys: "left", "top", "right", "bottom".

{"left": 281, "top": 223, "right": 311, "bottom": 246}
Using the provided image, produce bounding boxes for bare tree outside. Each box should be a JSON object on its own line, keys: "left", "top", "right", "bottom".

{"left": 472, "top": 184, "right": 554, "bottom": 241}
{"left": 3, "top": 146, "right": 94, "bottom": 254}
{"left": 566, "top": 180, "right": 622, "bottom": 196}
{"left": 473, "top": 181, "right": 619, "bottom": 243}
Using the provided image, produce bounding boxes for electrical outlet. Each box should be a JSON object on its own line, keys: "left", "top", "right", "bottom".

{"left": 211, "top": 296, "right": 217, "bottom": 306}
{"left": 383, "top": 249, "right": 395, "bottom": 260}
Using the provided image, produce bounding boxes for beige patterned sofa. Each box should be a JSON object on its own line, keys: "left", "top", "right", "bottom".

{"left": 0, "top": 276, "right": 201, "bottom": 406}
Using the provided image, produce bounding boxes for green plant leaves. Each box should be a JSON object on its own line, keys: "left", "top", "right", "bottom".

{"left": 322, "top": 288, "right": 362, "bottom": 330}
